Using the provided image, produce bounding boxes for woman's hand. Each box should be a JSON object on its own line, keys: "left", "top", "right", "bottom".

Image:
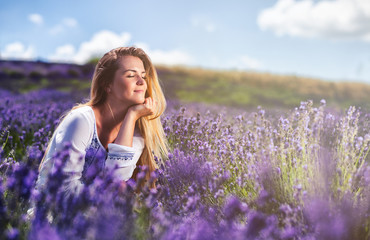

{"left": 128, "top": 97, "right": 157, "bottom": 120}
{"left": 114, "top": 97, "right": 156, "bottom": 147}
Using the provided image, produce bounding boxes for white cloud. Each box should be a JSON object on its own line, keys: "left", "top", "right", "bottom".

{"left": 134, "top": 42, "right": 194, "bottom": 66}
{"left": 49, "top": 31, "right": 194, "bottom": 65}
{"left": 239, "top": 56, "right": 263, "bottom": 69}
{"left": 1, "top": 42, "right": 35, "bottom": 59}
{"left": 49, "top": 17, "right": 78, "bottom": 35}
{"left": 137, "top": 42, "right": 260, "bottom": 69}
{"left": 49, "top": 25, "right": 64, "bottom": 35}
{"left": 257, "top": 0, "right": 370, "bottom": 41}
{"left": 224, "top": 55, "right": 263, "bottom": 70}
{"left": 63, "top": 18, "right": 78, "bottom": 27}
{"left": 205, "top": 24, "right": 216, "bottom": 33}
{"left": 73, "top": 31, "right": 131, "bottom": 63}
{"left": 49, "top": 30, "right": 131, "bottom": 63}
{"left": 190, "top": 16, "right": 216, "bottom": 33}
{"left": 149, "top": 49, "right": 194, "bottom": 65}
{"left": 206, "top": 55, "right": 263, "bottom": 71}
{"left": 28, "top": 13, "right": 43, "bottom": 25}
{"left": 48, "top": 44, "right": 76, "bottom": 62}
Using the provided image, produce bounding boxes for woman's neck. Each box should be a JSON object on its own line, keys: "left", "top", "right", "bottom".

{"left": 107, "top": 100, "right": 129, "bottom": 122}
{"left": 96, "top": 100, "right": 130, "bottom": 130}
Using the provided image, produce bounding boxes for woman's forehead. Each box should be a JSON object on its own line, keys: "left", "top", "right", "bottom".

{"left": 118, "top": 56, "right": 145, "bottom": 70}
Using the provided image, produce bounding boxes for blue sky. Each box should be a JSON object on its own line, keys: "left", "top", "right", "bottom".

{"left": 1, "top": 0, "right": 370, "bottom": 83}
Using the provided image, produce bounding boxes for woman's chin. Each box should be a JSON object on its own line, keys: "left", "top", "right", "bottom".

{"left": 129, "top": 98, "right": 145, "bottom": 105}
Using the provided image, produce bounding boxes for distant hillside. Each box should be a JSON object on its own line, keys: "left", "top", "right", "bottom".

{"left": 1, "top": 60, "right": 370, "bottom": 110}
{"left": 0, "top": 60, "right": 94, "bottom": 93}
{"left": 157, "top": 65, "right": 370, "bottom": 110}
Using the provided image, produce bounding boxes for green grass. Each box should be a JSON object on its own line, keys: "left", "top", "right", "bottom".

{"left": 156, "top": 65, "right": 370, "bottom": 110}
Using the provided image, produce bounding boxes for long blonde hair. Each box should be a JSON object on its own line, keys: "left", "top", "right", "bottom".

{"left": 41, "top": 47, "right": 168, "bottom": 187}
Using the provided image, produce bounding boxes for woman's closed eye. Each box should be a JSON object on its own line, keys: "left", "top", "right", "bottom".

{"left": 127, "top": 74, "right": 146, "bottom": 79}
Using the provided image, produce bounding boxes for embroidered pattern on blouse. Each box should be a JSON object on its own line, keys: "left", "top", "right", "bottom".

{"left": 107, "top": 152, "right": 135, "bottom": 161}
{"left": 81, "top": 129, "right": 106, "bottom": 184}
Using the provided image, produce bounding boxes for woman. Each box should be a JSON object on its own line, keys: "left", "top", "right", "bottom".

{"left": 35, "top": 46, "right": 168, "bottom": 198}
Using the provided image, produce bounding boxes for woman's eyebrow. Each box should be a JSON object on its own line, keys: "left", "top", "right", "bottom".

{"left": 123, "top": 69, "right": 146, "bottom": 74}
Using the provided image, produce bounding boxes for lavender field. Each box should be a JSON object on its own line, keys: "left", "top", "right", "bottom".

{"left": 1, "top": 88, "right": 370, "bottom": 239}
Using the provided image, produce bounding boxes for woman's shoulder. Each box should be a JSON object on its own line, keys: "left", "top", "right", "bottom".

{"left": 59, "top": 105, "right": 95, "bottom": 129}
{"left": 52, "top": 105, "right": 95, "bottom": 147}
{"left": 68, "top": 106, "right": 94, "bottom": 120}
{"left": 70, "top": 105, "right": 93, "bottom": 115}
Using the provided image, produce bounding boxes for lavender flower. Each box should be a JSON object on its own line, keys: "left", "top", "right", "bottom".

{"left": 0, "top": 90, "right": 369, "bottom": 239}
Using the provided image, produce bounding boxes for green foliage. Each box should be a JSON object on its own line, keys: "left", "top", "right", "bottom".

{"left": 67, "top": 69, "right": 80, "bottom": 78}
{"left": 28, "top": 71, "right": 43, "bottom": 81}
{"left": 86, "top": 57, "right": 100, "bottom": 65}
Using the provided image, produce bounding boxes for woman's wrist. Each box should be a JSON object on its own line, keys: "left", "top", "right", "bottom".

{"left": 113, "top": 109, "right": 138, "bottom": 147}
{"left": 126, "top": 107, "right": 140, "bottom": 122}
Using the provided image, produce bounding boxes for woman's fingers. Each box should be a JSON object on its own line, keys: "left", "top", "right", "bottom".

{"left": 145, "top": 97, "right": 150, "bottom": 107}
{"left": 145, "top": 97, "right": 154, "bottom": 110}
{"left": 130, "top": 97, "right": 156, "bottom": 119}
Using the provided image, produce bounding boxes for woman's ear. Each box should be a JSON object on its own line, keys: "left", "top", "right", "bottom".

{"left": 106, "top": 86, "right": 112, "bottom": 93}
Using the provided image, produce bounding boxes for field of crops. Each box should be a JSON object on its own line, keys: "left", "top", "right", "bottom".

{"left": 1, "top": 87, "right": 369, "bottom": 239}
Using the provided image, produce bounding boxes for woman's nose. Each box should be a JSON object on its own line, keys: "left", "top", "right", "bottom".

{"left": 137, "top": 76, "right": 145, "bottom": 85}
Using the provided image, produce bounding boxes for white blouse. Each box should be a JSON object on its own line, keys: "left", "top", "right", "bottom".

{"left": 35, "top": 106, "right": 145, "bottom": 196}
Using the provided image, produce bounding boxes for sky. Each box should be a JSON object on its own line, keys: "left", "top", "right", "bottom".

{"left": 1, "top": 0, "right": 370, "bottom": 83}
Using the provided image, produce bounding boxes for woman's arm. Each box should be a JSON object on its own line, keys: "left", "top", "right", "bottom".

{"left": 114, "top": 97, "right": 155, "bottom": 147}
{"left": 104, "top": 98, "right": 154, "bottom": 182}
{"left": 36, "top": 108, "right": 93, "bottom": 197}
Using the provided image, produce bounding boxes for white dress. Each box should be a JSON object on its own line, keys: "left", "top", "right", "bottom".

{"left": 35, "top": 105, "right": 145, "bottom": 197}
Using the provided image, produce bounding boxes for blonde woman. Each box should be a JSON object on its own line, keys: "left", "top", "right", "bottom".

{"left": 35, "top": 47, "right": 168, "bottom": 198}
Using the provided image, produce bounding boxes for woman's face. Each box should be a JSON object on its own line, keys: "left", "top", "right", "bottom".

{"left": 109, "top": 55, "right": 147, "bottom": 105}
